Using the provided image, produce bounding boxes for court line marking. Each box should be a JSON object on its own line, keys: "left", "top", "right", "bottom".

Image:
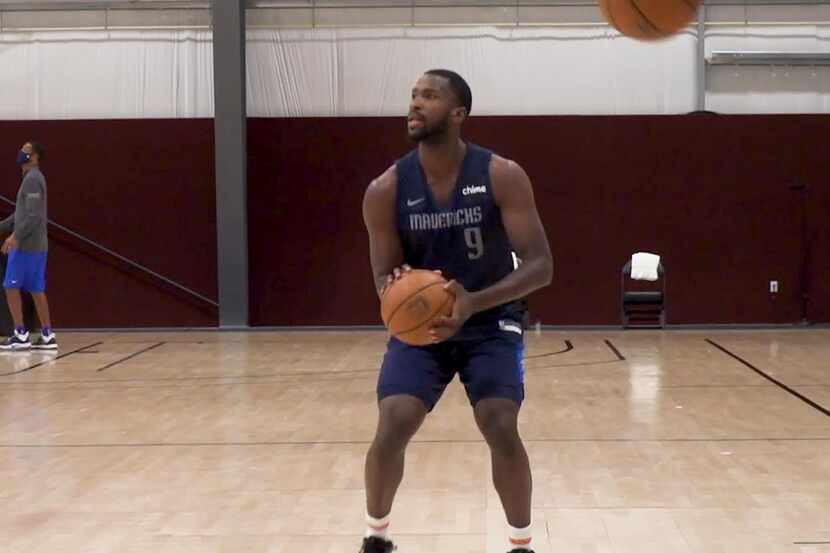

{"left": 706, "top": 338, "right": 830, "bottom": 418}
{"left": 1, "top": 436, "right": 829, "bottom": 448}
{"left": 604, "top": 339, "right": 625, "bottom": 361}
{"left": 0, "top": 342, "right": 103, "bottom": 377}
{"left": 97, "top": 342, "right": 166, "bottom": 372}
{"left": 524, "top": 340, "right": 573, "bottom": 359}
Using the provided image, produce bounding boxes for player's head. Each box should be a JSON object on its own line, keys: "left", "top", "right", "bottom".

{"left": 407, "top": 69, "right": 472, "bottom": 143}
{"left": 17, "top": 141, "right": 44, "bottom": 171}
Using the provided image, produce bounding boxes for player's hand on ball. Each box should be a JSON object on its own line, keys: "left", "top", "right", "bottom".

{"left": 381, "top": 264, "right": 412, "bottom": 296}
{"left": 429, "top": 280, "right": 473, "bottom": 343}
{"left": 391, "top": 264, "right": 412, "bottom": 280}
{"left": 381, "top": 265, "right": 442, "bottom": 296}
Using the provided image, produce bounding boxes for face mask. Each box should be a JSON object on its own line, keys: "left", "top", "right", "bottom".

{"left": 16, "top": 151, "right": 31, "bottom": 166}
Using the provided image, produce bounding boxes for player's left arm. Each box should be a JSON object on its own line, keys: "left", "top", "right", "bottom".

{"left": 430, "top": 155, "right": 552, "bottom": 341}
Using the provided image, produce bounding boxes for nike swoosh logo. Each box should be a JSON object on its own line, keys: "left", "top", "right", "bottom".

{"left": 407, "top": 197, "right": 425, "bottom": 207}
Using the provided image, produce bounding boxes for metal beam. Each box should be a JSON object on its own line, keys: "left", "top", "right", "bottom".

{"left": 709, "top": 52, "right": 830, "bottom": 65}
{"left": 212, "top": 0, "right": 249, "bottom": 328}
{"left": 697, "top": 3, "right": 707, "bottom": 111}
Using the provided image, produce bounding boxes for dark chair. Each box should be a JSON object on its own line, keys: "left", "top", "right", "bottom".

{"left": 621, "top": 260, "right": 666, "bottom": 328}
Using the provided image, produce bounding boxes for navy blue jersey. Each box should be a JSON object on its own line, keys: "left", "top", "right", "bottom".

{"left": 395, "top": 143, "right": 523, "bottom": 338}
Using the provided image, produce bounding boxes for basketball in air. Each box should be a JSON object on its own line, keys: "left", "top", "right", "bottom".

{"left": 599, "top": 0, "right": 701, "bottom": 41}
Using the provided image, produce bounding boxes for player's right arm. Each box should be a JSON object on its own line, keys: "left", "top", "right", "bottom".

{"left": 363, "top": 166, "right": 408, "bottom": 298}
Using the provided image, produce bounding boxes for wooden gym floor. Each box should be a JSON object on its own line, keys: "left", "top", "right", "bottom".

{"left": 0, "top": 329, "right": 828, "bottom": 553}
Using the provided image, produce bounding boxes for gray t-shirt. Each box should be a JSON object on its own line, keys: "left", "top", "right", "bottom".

{"left": 0, "top": 167, "right": 48, "bottom": 252}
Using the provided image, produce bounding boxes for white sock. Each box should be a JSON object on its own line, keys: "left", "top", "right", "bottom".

{"left": 366, "top": 512, "right": 391, "bottom": 539}
{"left": 508, "top": 523, "right": 532, "bottom": 551}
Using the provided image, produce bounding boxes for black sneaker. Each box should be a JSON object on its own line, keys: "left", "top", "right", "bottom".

{"left": 0, "top": 330, "right": 31, "bottom": 351}
{"left": 359, "top": 536, "right": 396, "bottom": 553}
{"left": 33, "top": 332, "right": 58, "bottom": 350}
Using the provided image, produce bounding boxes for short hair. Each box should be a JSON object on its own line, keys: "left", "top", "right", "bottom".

{"left": 425, "top": 69, "right": 472, "bottom": 116}
{"left": 28, "top": 141, "right": 46, "bottom": 161}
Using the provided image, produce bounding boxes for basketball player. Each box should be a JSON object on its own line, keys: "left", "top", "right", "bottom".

{"left": 361, "top": 70, "right": 553, "bottom": 553}
{"left": 0, "top": 142, "right": 57, "bottom": 350}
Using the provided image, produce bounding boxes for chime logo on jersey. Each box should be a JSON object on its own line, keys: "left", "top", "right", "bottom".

{"left": 409, "top": 206, "right": 483, "bottom": 231}
{"left": 462, "top": 184, "right": 487, "bottom": 196}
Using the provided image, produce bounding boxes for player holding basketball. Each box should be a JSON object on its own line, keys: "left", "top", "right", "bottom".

{"left": 361, "top": 70, "right": 553, "bottom": 553}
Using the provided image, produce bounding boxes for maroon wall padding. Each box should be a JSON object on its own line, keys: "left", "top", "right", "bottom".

{"left": 1, "top": 115, "right": 824, "bottom": 328}
{"left": 248, "top": 115, "right": 828, "bottom": 326}
{"left": 0, "top": 120, "right": 217, "bottom": 327}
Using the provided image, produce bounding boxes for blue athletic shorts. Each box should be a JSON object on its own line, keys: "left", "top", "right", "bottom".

{"left": 377, "top": 330, "right": 525, "bottom": 411}
{"left": 3, "top": 250, "right": 47, "bottom": 293}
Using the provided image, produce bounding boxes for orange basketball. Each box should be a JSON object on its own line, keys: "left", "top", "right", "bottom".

{"left": 599, "top": 0, "right": 701, "bottom": 41}
{"left": 380, "top": 269, "right": 455, "bottom": 346}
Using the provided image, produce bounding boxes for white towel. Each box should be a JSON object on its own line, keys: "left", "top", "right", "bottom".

{"left": 631, "top": 252, "right": 661, "bottom": 281}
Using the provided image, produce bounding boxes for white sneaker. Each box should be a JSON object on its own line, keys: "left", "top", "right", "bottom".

{"left": 0, "top": 330, "right": 31, "bottom": 351}
{"left": 33, "top": 332, "right": 58, "bottom": 350}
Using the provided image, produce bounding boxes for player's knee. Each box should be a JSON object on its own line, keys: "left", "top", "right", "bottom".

{"left": 483, "top": 424, "right": 522, "bottom": 456}
{"left": 373, "top": 421, "right": 416, "bottom": 456}
{"left": 373, "top": 395, "right": 426, "bottom": 453}
{"left": 475, "top": 401, "right": 521, "bottom": 454}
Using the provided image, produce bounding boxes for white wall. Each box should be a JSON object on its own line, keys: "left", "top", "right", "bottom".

{"left": 246, "top": 26, "right": 697, "bottom": 117}
{"left": 0, "top": 25, "right": 698, "bottom": 119}
{"left": 1, "top": 2, "right": 829, "bottom": 119}
{"left": 706, "top": 25, "right": 830, "bottom": 114}
{"left": 0, "top": 29, "right": 213, "bottom": 119}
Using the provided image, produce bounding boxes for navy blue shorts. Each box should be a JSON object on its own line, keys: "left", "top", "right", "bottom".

{"left": 378, "top": 331, "right": 525, "bottom": 411}
{"left": 3, "top": 250, "right": 47, "bottom": 293}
